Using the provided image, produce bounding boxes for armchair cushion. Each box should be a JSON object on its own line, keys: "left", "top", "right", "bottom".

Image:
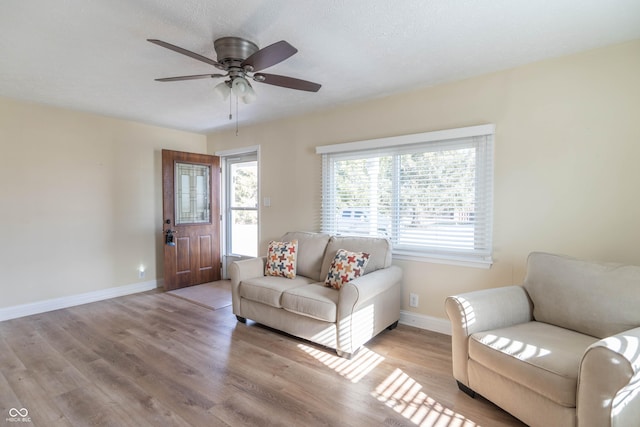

{"left": 470, "top": 321, "right": 599, "bottom": 407}
{"left": 524, "top": 252, "right": 640, "bottom": 338}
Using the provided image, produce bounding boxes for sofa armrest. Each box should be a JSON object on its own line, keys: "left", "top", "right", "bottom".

{"left": 577, "top": 327, "right": 640, "bottom": 427}
{"left": 338, "top": 265, "right": 402, "bottom": 308}
{"left": 338, "top": 265, "right": 403, "bottom": 313}
{"left": 336, "top": 265, "right": 402, "bottom": 355}
{"left": 229, "top": 257, "right": 266, "bottom": 314}
{"left": 445, "top": 285, "right": 533, "bottom": 385}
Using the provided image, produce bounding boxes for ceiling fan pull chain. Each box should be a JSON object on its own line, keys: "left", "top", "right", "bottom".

{"left": 228, "top": 91, "right": 232, "bottom": 121}
{"left": 235, "top": 95, "right": 239, "bottom": 136}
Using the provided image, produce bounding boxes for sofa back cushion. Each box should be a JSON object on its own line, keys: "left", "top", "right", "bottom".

{"left": 280, "top": 231, "right": 331, "bottom": 282}
{"left": 320, "top": 236, "right": 392, "bottom": 281}
{"left": 523, "top": 252, "right": 640, "bottom": 338}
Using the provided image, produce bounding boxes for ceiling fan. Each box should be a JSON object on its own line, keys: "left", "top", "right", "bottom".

{"left": 147, "top": 37, "right": 321, "bottom": 104}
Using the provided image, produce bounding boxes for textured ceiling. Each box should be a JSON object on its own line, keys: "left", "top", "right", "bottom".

{"left": 1, "top": 1, "right": 639, "bottom": 133}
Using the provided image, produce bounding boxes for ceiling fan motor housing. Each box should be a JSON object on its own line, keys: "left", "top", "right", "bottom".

{"left": 214, "top": 37, "right": 259, "bottom": 70}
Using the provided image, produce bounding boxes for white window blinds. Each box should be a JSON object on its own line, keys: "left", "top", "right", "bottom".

{"left": 317, "top": 125, "right": 494, "bottom": 266}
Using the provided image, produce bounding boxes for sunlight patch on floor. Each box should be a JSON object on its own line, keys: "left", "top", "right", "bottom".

{"left": 299, "top": 344, "right": 479, "bottom": 426}
{"left": 373, "top": 368, "right": 478, "bottom": 427}
{"left": 297, "top": 344, "right": 384, "bottom": 383}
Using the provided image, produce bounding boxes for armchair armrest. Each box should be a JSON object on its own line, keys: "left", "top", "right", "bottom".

{"left": 229, "top": 257, "right": 266, "bottom": 314}
{"left": 445, "top": 285, "right": 533, "bottom": 385}
{"left": 445, "top": 285, "right": 533, "bottom": 336}
{"left": 577, "top": 326, "right": 640, "bottom": 427}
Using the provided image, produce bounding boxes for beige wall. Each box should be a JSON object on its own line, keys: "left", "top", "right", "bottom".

{"left": 208, "top": 40, "right": 640, "bottom": 320}
{"left": 0, "top": 98, "right": 206, "bottom": 308}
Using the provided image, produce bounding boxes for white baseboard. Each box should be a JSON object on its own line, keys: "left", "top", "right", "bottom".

{"left": 1, "top": 282, "right": 452, "bottom": 336}
{"left": 0, "top": 280, "right": 159, "bottom": 322}
{"left": 399, "top": 310, "right": 452, "bottom": 335}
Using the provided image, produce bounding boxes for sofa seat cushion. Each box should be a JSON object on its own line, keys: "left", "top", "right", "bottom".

{"left": 469, "top": 321, "right": 599, "bottom": 407}
{"left": 281, "top": 284, "right": 339, "bottom": 322}
{"left": 239, "top": 275, "right": 316, "bottom": 308}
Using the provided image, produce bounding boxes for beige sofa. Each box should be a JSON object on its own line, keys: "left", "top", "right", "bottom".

{"left": 445, "top": 252, "right": 640, "bottom": 427}
{"left": 229, "top": 231, "right": 402, "bottom": 358}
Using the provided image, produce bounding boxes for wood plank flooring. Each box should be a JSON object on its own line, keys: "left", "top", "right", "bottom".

{"left": 0, "top": 290, "right": 526, "bottom": 426}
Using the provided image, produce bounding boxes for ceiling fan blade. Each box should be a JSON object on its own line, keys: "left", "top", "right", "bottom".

{"left": 147, "top": 39, "right": 221, "bottom": 68}
{"left": 242, "top": 40, "right": 297, "bottom": 72}
{"left": 256, "top": 73, "right": 321, "bottom": 92}
{"left": 154, "top": 74, "right": 225, "bottom": 82}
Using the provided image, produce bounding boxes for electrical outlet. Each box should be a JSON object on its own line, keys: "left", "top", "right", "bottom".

{"left": 409, "top": 293, "right": 419, "bottom": 308}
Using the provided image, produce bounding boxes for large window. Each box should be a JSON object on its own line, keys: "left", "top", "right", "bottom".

{"left": 317, "top": 125, "right": 494, "bottom": 266}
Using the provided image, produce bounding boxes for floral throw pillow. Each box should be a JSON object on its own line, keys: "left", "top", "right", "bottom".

{"left": 324, "top": 249, "right": 370, "bottom": 290}
{"left": 265, "top": 240, "right": 298, "bottom": 279}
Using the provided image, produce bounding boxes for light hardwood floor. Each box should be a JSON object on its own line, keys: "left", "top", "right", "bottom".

{"left": 0, "top": 289, "right": 526, "bottom": 426}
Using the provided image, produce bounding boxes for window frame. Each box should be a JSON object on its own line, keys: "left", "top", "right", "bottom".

{"left": 216, "top": 145, "right": 260, "bottom": 278}
{"left": 316, "top": 125, "right": 494, "bottom": 268}
{"left": 225, "top": 153, "right": 258, "bottom": 256}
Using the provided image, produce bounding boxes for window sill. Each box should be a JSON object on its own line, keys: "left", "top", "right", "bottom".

{"left": 392, "top": 251, "right": 493, "bottom": 269}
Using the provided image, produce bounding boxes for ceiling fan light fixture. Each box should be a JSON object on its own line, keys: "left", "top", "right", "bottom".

{"left": 231, "top": 76, "right": 250, "bottom": 96}
{"left": 213, "top": 81, "right": 231, "bottom": 100}
{"left": 242, "top": 85, "right": 257, "bottom": 104}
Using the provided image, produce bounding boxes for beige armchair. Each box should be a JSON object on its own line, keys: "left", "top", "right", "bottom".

{"left": 445, "top": 252, "right": 640, "bottom": 427}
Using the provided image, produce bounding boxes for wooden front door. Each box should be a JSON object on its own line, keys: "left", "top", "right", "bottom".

{"left": 162, "top": 150, "right": 221, "bottom": 291}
